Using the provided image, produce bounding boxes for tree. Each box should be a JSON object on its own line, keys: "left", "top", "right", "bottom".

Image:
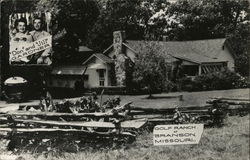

{"left": 165, "top": 0, "right": 249, "bottom": 40}
{"left": 227, "top": 23, "right": 250, "bottom": 76}
{"left": 132, "top": 42, "right": 169, "bottom": 97}
{"left": 164, "top": 0, "right": 250, "bottom": 76}
{"left": 35, "top": 0, "right": 100, "bottom": 63}
{"left": 87, "top": 0, "right": 161, "bottom": 52}
{"left": 36, "top": 0, "right": 99, "bottom": 41}
{"left": 87, "top": 0, "right": 174, "bottom": 51}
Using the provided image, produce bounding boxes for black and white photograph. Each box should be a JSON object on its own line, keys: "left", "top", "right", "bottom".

{"left": 9, "top": 11, "right": 52, "bottom": 65}
{"left": 0, "top": 0, "right": 249, "bottom": 160}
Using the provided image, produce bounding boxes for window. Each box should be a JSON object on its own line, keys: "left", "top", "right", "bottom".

{"left": 182, "top": 65, "right": 199, "bottom": 76}
{"left": 99, "top": 80, "right": 104, "bottom": 86}
{"left": 99, "top": 69, "right": 105, "bottom": 78}
{"left": 98, "top": 69, "right": 105, "bottom": 86}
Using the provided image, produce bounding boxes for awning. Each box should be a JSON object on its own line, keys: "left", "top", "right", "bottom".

{"left": 89, "top": 63, "right": 106, "bottom": 69}
{"left": 51, "top": 66, "right": 87, "bottom": 75}
{"left": 79, "top": 46, "right": 93, "bottom": 52}
{"left": 4, "top": 77, "right": 28, "bottom": 85}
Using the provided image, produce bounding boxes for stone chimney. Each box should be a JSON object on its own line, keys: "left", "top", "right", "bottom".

{"left": 113, "top": 31, "right": 126, "bottom": 55}
{"left": 113, "top": 31, "right": 127, "bottom": 86}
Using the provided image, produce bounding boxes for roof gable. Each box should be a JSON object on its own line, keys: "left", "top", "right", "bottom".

{"left": 51, "top": 65, "right": 87, "bottom": 75}
{"left": 82, "top": 53, "right": 113, "bottom": 65}
{"left": 79, "top": 46, "right": 93, "bottom": 52}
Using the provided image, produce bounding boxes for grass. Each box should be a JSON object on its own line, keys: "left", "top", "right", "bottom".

{"left": 0, "top": 115, "right": 249, "bottom": 160}
{"left": 0, "top": 88, "right": 249, "bottom": 160}
{"left": 102, "top": 88, "right": 250, "bottom": 108}
{"left": 1, "top": 88, "right": 248, "bottom": 110}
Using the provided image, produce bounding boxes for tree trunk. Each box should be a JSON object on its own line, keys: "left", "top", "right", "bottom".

{"left": 148, "top": 85, "right": 153, "bottom": 99}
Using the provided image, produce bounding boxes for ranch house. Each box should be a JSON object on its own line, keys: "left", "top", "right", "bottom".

{"left": 48, "top": 31, "right": 235, "bottom": 90}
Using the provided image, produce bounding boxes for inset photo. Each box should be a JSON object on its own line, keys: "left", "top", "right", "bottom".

{"left": 9, "top": 12, "right": 52, "bottom": 65}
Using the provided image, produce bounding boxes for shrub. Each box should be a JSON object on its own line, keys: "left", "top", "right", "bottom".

{"left": 189, "top": 70, "right": 249, "bottom": 91}
{"left": 162, "top": 80, "right": 179, "bottom": 92}
{"left": 178, "top": 77, "right": 193, "bottom": 91}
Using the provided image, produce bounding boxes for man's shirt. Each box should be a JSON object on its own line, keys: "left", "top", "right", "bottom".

{"left": 29, "top": 30, "right": 51, "bottom": 57}
{"left": 30, "top": 30, "right": 50, "bottom": 41}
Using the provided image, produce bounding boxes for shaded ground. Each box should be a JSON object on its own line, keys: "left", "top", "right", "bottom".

{"left": 0, "top": 88, "right": 249, "bottom": 112}
{"left": 106, "top": 88, "right": 250, "bottom": 108}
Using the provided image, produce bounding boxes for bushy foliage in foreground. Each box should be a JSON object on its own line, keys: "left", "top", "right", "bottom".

{"left": 180, "top": 70, "right": 249, "bottom": 92}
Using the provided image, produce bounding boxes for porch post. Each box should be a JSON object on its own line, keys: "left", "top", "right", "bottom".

{"left": 105, "top": 67, "right": 108, "bottom": 86}
{"left": 198, "top": 65, "right": 202, "bottom": 75}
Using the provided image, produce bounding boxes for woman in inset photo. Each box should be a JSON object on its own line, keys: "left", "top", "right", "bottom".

{"left": 10, "top": 18, "right": 33, "bottom": 64}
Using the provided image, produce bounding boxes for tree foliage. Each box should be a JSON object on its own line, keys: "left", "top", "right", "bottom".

{"left": 87, "top": 0, "right": 149, "bottom": 52}
{"left": 132, "top": 42, "right": 169, "bottom": 96}
{"left": 227, "top": 23, "right": 250, "bottom": 76}
{"left": 36, "top": 0, "right": 99, "bottom": 41}
{"left": 165, "top": 0, "right": 249, "bottom": 40}
{"left": 35, "top": 0, "right": 100, "bottom": 63}
{"left": 163, "top": 0, "right": 249, "bottom": 75}
{"left": 5, "top": 0, "right": 249, "bottom": 75}
{"left": 87, "top": 0, "right": 174, "bottom": 51}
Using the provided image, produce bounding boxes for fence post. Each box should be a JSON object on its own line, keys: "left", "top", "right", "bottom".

{"left": 179, "top": 95, "right": 183, "bottom": 101}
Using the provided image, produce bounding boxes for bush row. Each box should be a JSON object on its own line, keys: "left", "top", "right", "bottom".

{"left": 179, "top": 70, "right": 249, "bottom": 92}
{"left": 128, "top": 70, "right": 249, "bottom": 94}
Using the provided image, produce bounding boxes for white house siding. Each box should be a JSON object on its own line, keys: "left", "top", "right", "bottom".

{"left": 106, "top": 65, "right": 111, "bottom": 86}
{"left": 84, "top": 58, "right": 109, "bottom": 88}
{"left": 84, "top": 69, "right": 98, "bottom": 88}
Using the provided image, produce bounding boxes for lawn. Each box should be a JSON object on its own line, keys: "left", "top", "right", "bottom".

{"left": 0, "top": 115, "right": 249, "bottom": 160}
{"left": 0, "top": 88, "right": 249, "bottom": 160}
{"left": 103, "top": 88, "right": 250, "bottom": 108}
{"left": 0, "top": 88, "right": 248, "bottom": 111}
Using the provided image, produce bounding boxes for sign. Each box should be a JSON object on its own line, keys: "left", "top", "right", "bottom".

{"left": 9, "top": 35, "right": 52, "bottom": 62}
{"left": 8, "top": 12, "right": 53, "bottom": 65}
{"left": 153, "top": 124, "right": 204, "bottom": 146}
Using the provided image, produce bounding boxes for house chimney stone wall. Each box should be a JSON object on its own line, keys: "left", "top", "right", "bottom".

{"left": 113, "top": 31, "right": 127, "bottom": 86}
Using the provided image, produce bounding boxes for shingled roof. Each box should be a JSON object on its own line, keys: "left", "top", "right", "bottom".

{"left": 83, "top": 53, "right": 113, "bottom": 65}
{"left": 51, "top": 65, "right": 87, "bottom": 75}
{"left": 125, "top": 38, "right": 230, "bottom": 64}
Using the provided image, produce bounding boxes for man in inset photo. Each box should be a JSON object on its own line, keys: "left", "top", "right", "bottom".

{"left": 29, "top": 17, "right": 52, "bottom": 65}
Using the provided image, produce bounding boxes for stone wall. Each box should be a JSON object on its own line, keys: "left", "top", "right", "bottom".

{"left": 114, "top": 54, "right": 126, "bottom": 86}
